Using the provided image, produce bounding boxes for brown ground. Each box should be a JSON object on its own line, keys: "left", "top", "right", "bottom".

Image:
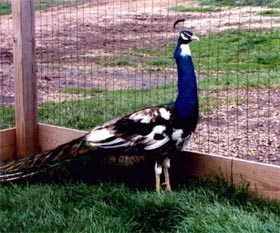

{"left": 190, "top": 88, "right": 280, "bottom": 165}
{"left": 0, "top": 0, "right": 279, "bottom": 164}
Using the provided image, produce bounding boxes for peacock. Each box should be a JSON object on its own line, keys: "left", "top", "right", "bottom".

{"left": 0, "top": 20, "right": 199, "bottom": 191}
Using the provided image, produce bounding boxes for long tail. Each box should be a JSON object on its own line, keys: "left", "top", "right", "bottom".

{"left": 0, "top": 136, "right": 94, "bottom": 183}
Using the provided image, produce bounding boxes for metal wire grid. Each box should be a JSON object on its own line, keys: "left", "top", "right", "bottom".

{"left": 191, "top": 5, "right": 279, "bottom": 164}
{"left": 0, "top": 0, "right": 279, "bottom": 164}
{"left": 0, "top": 0, "right": 13, "bottom": 129}
{"left": 35, "top": 0, "right": 177, "bottom": 126}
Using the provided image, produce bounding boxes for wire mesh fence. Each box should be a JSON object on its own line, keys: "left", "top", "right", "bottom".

{"left": 0, "top": 0, "right": 279, "bottom": 164}
{"left": 0, "top": 0, "right": 13, "bottom": 129}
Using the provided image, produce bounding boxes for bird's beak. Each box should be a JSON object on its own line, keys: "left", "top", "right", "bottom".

{"left": 191, "top": 35, "right": 200, "bottom": 41}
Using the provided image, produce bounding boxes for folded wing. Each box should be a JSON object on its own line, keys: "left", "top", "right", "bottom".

{"left": 85, "top": 107, "right": 173, "bottom": 150}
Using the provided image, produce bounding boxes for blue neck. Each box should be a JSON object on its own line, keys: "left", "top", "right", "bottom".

{"left": 174, "top": 44, "right": 198, "bottom": 120}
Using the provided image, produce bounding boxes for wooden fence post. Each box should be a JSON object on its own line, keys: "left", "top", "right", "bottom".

{"left": 12, "top": 0, "right": 37, "bottom": 157}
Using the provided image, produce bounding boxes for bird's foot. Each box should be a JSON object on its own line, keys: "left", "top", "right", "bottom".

{"left": 155, "top": 161, "right": 162, "bottom": 192}
{"left": 161, "top": 182, "right": 172, "bottom": 192}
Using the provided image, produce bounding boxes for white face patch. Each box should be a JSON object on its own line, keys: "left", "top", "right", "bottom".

{"left": 180, "top": 32, "right": 190, "bottom": 41}
{"left": 180, "top": 44, "right": 191, "bottom": 57}
{"left": 159, "top": 108, "right": 171, "bottom": 120}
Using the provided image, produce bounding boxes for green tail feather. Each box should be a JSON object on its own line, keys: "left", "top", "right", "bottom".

{"left": 0, "top": 135, "right": 94, "bottom": 183}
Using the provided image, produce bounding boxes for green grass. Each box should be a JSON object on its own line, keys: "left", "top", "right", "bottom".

{"left": 35, "top": 2, "right": 57, "bottom": 11}
{"left": 0, "top": 0, "right": 84, "bottom": 16}
{"left": 0, "top": 2, "right": 10, "bottom": 16}
{"left": 98, "top": 59, "right": 135, "bottom": 67}
{"left": 64, "top": 87, "right": 102, "bottom": 96}
{"left": 170, "top": 5, "right": 221, "bottom": 12}
{"left": 0, "top": 2, "right": 54, "bottom": 16}
{"left": 199, "top": 71, "right": 280, "bottom": 90}
{"left": 0, "top": 107, "right": 15, "bottom": 130}
{"left": 101, "top": 29, "right": 280, "bottom": 73}
{"left": 204, "top": 32, "right": 276, "bottom": 71}
{"left": 1, "top": 69, "right": 278, "bottom": 130}
{"left": 40, "top": 84, "right": 233, "bottom": 130}
{"left": 260, "top": 9, "right": 280, "bottom": 16}
{"left": 145, "top": 57, "right": 174, "bottom": 67}
{"left": 0, "top": 178, "right": 279, "bottom": 232}
{"left": 199, "top": 0, "right": 280, "bottom": 8}
{"left": 37, "top": 86, "right": 175, "bottom": 130}
{"left": 185, "top": 29, "right": 279, "bottom": 72}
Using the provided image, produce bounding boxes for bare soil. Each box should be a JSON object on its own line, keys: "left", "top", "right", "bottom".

{"left": 0, "top": 0, "right": 279, "bottom": 164}
{"left": 190, "top": 88, "right": 280, "bottom": 165}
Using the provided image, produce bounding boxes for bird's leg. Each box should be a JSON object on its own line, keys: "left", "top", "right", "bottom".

{"left": 162, "top": 157, "right": 171, "bottom": 191}
{"left": 154, "top": 161, "right": 162, "bottom": 192}
{"left": 183, "top": 134, "right": 193, "bottom": 151}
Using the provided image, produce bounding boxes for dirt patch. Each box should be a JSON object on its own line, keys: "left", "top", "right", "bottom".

{"left": 190, "top": 88, "right": 280, "bottom": 165}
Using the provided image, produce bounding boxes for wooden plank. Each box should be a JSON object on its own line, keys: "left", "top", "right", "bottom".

{"left": 38, "top": 123, "right": 87, "bottom": 152}
{"left": 232, "top": 158, "right": 280, "bottom": 200}
{"left": 182, "top": 151, "right": 233, "bottom": 180}
{"left": 12, "top": 0, "right": 37, "bottom": 157}
{"left": 0, "top": 128, "right": 16, "bottom": 161}
{"left": 184, "top": 151, "right": 280, "bottom": 200}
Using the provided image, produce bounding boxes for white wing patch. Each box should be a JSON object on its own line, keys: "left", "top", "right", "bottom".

{"left": 159, "top": 108, "right": 171, "bottom": 120}
{"left": 87, "top": 130, "right": 131, "bottom": 148}
{"left": 129, "top": 108, "right": 170, "bottom": 123}
{"left": 129, "top": 109, "right": 157, "bottom": 123}
{"left": 129, "top": 113, "right": 151, "bottom": 123}
{"left": 149, "top": 125, "right": 166, "bottom": 135}
{"left": 143, "top": 125, "right": 169, "bottom": 150}
{"left": 171, "top": 129, "right": 183, "bottom": 141}
{"left": 86, "top": 128, "right": 114, "bottom": 143}
{"left": 171, "top": 129, "right": 184, "bottom": 148}
{"left": 90, "top": 138, "right": 126, "bottom": 147}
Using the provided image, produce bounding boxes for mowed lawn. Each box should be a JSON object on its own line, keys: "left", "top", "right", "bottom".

{"left": 0, "top": 178, "right": 279, "bottom": 233}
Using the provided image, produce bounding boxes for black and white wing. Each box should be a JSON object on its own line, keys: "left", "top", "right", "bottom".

{"left": 85, "top": 107, "right": 175, "bottom": 151}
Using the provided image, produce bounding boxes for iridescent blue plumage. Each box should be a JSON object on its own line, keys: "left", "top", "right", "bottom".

{"left": 174, "top": 30, "right": 199, "bottom": 134}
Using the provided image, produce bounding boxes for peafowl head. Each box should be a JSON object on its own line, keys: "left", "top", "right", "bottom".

{"left": 173, "top": 19, "right": 199, "bottom": 45}
{"left": 179, "top": 30, "right": 199, "bottom": 44}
